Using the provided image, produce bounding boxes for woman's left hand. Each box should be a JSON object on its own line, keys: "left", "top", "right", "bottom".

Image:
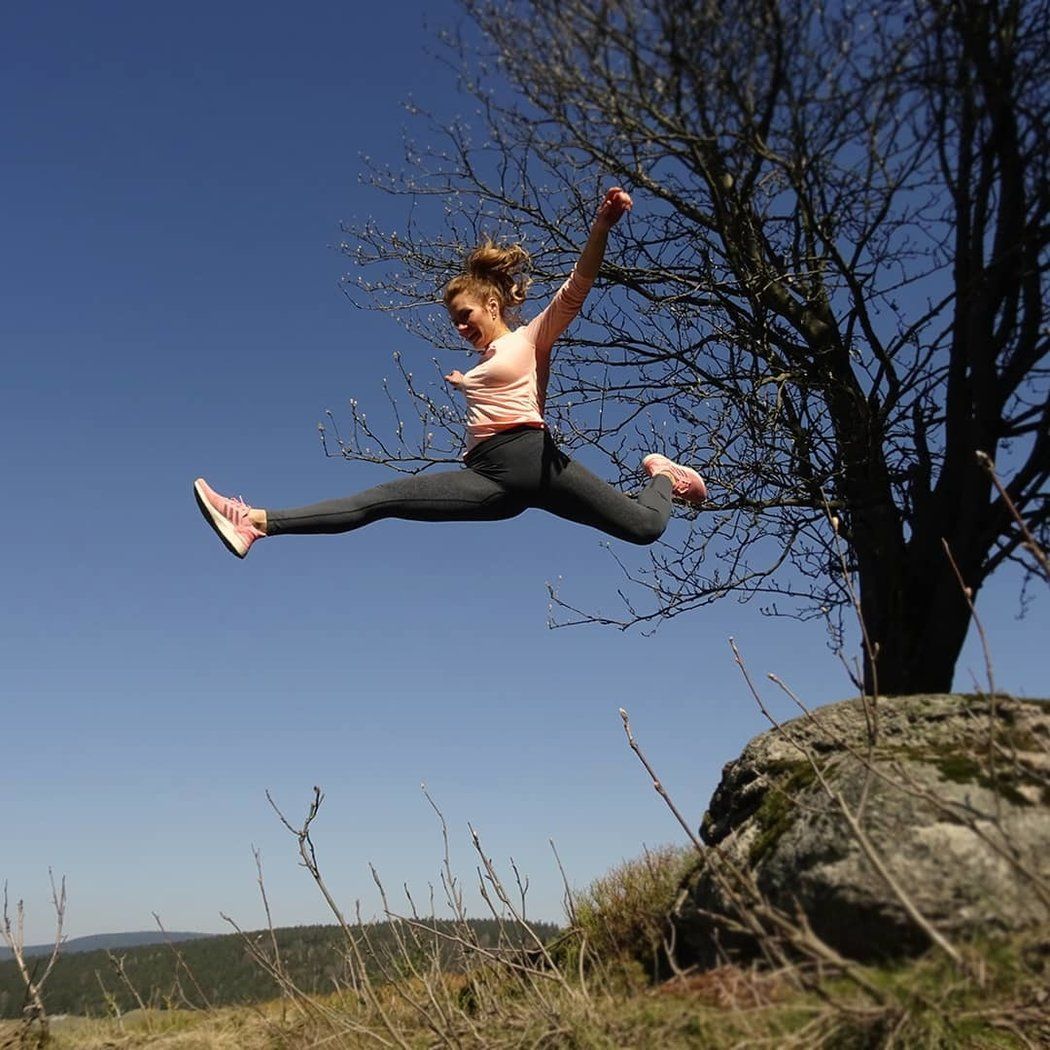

{"left": 594, "top": 187, "right": 633, "bottom": 230}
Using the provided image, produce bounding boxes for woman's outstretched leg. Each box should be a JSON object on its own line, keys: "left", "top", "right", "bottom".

{"left": 194, "top": 469, "right": 524, "bottom": 558}
{"left": 267, "top": 469, "right": 524, "bottom": 534}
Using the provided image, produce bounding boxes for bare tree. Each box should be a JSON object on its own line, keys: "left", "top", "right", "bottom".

{"left": 1, "top": 873, "right": 65, "bottom": 1049}
{"left": 337, "top": 0, "right": 1048, "bottom": 694}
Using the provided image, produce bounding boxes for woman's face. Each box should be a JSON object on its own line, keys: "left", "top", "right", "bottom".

{"left": 447, "top": 291, "right": 502, "bottom": 350}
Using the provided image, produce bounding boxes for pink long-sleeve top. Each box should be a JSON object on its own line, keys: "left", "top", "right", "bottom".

{"left": 458, "top": 268, "right": 594, "bottom": 454}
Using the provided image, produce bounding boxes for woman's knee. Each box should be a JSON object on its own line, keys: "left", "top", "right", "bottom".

{"left": 626, "top": 520, "right": 666, "bottom": 545}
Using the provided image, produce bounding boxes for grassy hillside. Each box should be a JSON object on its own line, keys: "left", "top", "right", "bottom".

{"left": 0, "top": 919, "right": 558, "bottom": 1020}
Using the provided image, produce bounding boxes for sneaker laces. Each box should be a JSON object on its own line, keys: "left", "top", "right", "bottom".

{"left": 222, "top": 494, "right": 253, "bottom": 521}
{"left": 234, "top": 495, "right": 267, "bottom": 536}
{"left": 661, "top": 463, "right": 689, "bottom": 492}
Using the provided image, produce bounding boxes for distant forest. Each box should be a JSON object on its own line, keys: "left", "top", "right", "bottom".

{"left": 0, "top": 919, "right": 561, "bottom": 1019}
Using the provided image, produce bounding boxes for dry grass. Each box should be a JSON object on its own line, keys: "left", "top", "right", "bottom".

{"left": 3, "top": 930, "right": 1045, "bottom": 1049}
{"left": 1, "top": 1006, "right": 274, "bottom": 1049}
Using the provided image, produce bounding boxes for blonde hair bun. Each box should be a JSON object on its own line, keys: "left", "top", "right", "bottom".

{"left": 444, "top": 238, "right": 532, "bottom": 321}
{"left": 464, "top": 240, "right": 532, "bottom": 307}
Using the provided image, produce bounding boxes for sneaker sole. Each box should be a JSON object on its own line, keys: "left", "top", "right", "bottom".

{"left": 194, "top": 479, "right": 248, "bottom": 558}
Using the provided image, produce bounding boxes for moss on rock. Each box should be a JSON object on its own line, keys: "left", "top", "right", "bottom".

{"left": 747, "top": 762, "right": 818, "bottom": 865}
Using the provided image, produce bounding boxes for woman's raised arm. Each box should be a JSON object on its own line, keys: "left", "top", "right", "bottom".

{"left": 575, "top": 187, "right": 633, "bottom": 280}
{"left": 526, "top": 186, "right": 634, "bottom": 354}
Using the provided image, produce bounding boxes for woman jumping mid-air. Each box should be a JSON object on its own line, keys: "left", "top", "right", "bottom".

{"left": 194, "top": 188, "right": 706, "bottom": 559}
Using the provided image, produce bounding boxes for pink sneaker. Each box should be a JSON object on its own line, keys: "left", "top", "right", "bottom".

{"left": 642, "top": 454, "right": 708, "bottom": 505}
{"left": 193, "top": 478, "right": 266, "bottom": 558}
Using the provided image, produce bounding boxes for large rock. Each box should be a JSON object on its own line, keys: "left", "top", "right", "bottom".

{"left": 674, "top": 693, "right": 1050, "bottom": 965}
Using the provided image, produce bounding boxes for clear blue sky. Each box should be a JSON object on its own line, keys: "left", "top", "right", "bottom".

{"left": 2, "top": 1, "right": 1045, "bottom": 944}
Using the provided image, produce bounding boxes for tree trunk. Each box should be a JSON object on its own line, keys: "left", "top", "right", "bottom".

{"left": 862, "top": 544, "right": 981, "bottom": 696}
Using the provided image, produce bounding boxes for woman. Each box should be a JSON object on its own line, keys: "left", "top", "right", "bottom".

{"left": 194, "top": 188, "right": 706, "bottom": 559}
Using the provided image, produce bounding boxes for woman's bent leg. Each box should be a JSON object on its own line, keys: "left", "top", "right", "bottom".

{"left": 266, "top": 468, "right": 524, "bottom": 536}
{"left": 538, "top": 455, "right": 673, "bottom": 545}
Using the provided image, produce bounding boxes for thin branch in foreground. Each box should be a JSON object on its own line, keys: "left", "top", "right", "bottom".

{"left": 977, "top": 450, "right": 1050, "bottom": 582}
{"left": 618, "top": 707, "right": 704, "bottom": 853}
{"left": 152, "top": 912, "right": 213, "bottom": 1011}
{"left": 0, "top": 870, "right": 65, "bottom": 1048}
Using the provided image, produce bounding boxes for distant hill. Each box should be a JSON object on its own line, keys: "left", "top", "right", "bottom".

{"left": 0, "top": 931, "right": 211, "bottom": 961}
{"left": 0, "top": 919, "right": 560, "bottom": 1019}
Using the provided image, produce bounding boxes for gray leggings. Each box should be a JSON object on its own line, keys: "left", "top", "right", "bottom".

{"left": 267, "top": 427, "right": 672, "bottom": 545}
